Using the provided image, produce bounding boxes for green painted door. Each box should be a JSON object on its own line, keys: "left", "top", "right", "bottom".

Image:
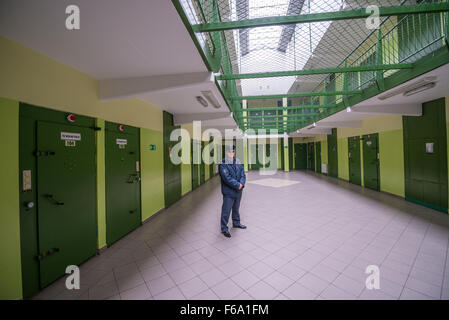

{"left": 191, "top": 140, "right": 199, "bottom": 189}
{"left": 327, "top": 129, "right": 338, "bottom": 178}
{"left": 316, "top": 142, "right": 321, "bottom": 173}
{"left": 294, "top": 144, "right": 307, "bottom": 170}
{"left": 280, "top": 139, "right": 285, "bottom": 170}
{"left": 362, "top": 133, "right": 380, "bottom": 191}
{"left": 37, "top": 121, "right": 97, "bottom": 288}
{"left": 250, "top": 142, "right": 262, "bottom": 170}
{"left": 348, "top": 136, "right": 362, "bottom": 186}
{"left": 307, "top": 142, "right": 315, "bottom": 171}
{"left": 200, "top": 141, "right": 205, "bottom": 184}
{"left": 105, "top": 123, "right": 141, "bottom": 245}
{"left": 403, "top": 98, "right": 448, "bottom": 212}
{"left": 264, "top": 144, "right": 271, "bottom": 168}
{"left": 209, "top": 140, "right": 214, "bottom": 177}
{"left": 163, "top": 111, "right": 181, "bottom": 207}
{"left": 288, "top": 138, "right": 293, "bottom": 169}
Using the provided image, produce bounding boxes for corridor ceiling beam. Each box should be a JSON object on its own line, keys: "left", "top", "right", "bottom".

{"left": 98, "top": 72, "right": 213, "bottom": 101}
{"left": 313, "top": 120, "right": 362, "bottom": 128}
{"left": 238, "top": 113, "right": 319, "bottom": 119}
{"left": 233, "top": 91, "right": 362, "bottom": 100}
{"left": 216, "top": 64, "right": 413, "bottom": 80}
{"left": 233, "top": 105, "right": 337, "bottom": 113}
{"left": 192, "top": 3, "right": 449, "bottom": 32}
{"left": 350, "top": 103, "right": 422, "bottom": 116}
{"left": 173, "top": 112, "right": 231, "bottom": 125}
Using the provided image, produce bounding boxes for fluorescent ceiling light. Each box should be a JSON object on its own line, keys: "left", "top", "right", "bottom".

{"left": 201, "top": 90, "right": 221, "bottom": 108}
{"left": 377, "top": 77, "right": 437, "bottom": 100}
{"left": 196, "top": 96, "right": 208, "bottom": 107}
{"left": 403, "top": 82, "right": 436, "bottom": 97}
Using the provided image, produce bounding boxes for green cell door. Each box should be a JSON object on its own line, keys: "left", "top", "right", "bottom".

{"left": 280, "top": 139, "right": 285, "bottom": 170}
{"left": 264, "top": 144, "right": 271, "bottom": 168}
{"left": 316, "top": 142, "right": 322, "bottom": 173}
{"left": 200, "top": 141, "right": 205, "bottom": 184}
{"left": 307, "top": 142, "right": 315, "bottom": 171}
{"left": 105, "top": 123, "right": 141, "bottom": 245}
{"left": 362, "top": 133, "right": 380, "bottom": 191}
{"left": 191, "top": 140, "right": 199, "bottom": 189}
{"left": 37, "top": 121, "right": 97, "bottom": 288}
{"left": 209, "top": 140, "right": 214, "bottom": 177}
{"left": 163, "top": 111, "right": 181, "bottom": 207}
{"left": 288, "top": 138, "right": 293, "bottom": 170}
{"left": 250, "top": 142, "right": 262, "bottom": 170}
{"left": 403, "top": 98, "right": 448, "bottom": 212}
{"left": 327, "top": 129, "right": 338, "bottom": 178}
{"left": 348, "top": 136, "right": 362, "bottom": 186}
{"left": 294, "top": 144, "right": 307, "bottom": 170}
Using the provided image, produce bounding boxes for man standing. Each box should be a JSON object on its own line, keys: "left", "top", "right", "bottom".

{"left": 218, "top": 144, "right": 247, "bottom": 238}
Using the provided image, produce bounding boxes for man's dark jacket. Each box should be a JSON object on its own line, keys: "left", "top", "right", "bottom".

{"left": 218, "top": 157, "right": 246, "bottom": 197}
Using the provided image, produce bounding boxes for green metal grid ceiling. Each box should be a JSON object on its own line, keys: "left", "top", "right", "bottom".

{"left": 173, "top": 0, "right": 449, "bottom": 134}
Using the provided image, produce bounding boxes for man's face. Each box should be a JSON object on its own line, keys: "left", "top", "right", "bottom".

{"left": 226, "top": 151, "right": 235, "bottom": 158}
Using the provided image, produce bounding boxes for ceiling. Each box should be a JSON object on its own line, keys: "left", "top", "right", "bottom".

{"left": 0, "top": 0, "right": 236, "bottom": 127}
{"left": 294, "top": 62, "right": 449, "bottom": 136}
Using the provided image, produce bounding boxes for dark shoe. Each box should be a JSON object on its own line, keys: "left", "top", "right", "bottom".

{"left": 222, "top": 231, "right": 231, "bottom": 238}
{"left": 233, "top": 224, "right": 247, "bottom": 229}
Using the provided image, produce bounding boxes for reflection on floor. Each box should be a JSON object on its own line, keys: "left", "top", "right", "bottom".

{"left": 33, "top": 170, "right": 449, "bottom": 300}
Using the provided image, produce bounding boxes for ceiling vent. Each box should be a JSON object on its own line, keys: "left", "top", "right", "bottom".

{"left": 377, "top": 76, "right": 437, "bottom": 100}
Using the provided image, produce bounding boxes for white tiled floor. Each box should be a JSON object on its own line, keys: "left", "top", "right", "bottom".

{"left": 33, "top": 170, "right": 449, "bottom": 300}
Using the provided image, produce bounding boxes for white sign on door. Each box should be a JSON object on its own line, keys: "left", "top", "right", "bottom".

{"left": 61, "top": 132, "right": 81, "bottom": 141}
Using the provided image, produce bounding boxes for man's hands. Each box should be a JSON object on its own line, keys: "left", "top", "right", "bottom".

{"left": 238, "top": 184, "right": 243, "bottom": 190}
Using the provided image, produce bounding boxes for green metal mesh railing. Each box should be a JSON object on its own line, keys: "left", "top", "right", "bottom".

{"left": 176, "top": 0, "right": 449, "bottom": 133}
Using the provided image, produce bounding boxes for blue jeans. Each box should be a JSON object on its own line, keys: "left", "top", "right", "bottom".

{"left": 221, "top": 192, "right": 242, "bottom": 232}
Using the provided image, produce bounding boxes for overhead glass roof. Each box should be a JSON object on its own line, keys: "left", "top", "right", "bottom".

{"left": 176, "top": 0, "right": 448, "bottom": 133}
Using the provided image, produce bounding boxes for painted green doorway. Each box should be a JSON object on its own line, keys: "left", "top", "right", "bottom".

{"left": 163, "top": 111, "right": 181, "bottom": 207}
{"left": 403, "top": 98, "right": 448, "bottom": 213}
{"left": 348, "top": 136, "right": 362, "bottom": 186}
{"left": 327, "top": 128, "right": 338, "bottom": 178}
{"left": 250, "top": 142, "right": 262, "bottom": 170}
{"left": 19, "top": 104, "right": 97, "bottom": 296}
{"left": 294, "top": 144, "right": 307, "bottom": 170}
{"left": 362, "top": 133, "right": 380, "bottom": 191}
{"left": 105, "top": 122, "right": 141, "bottom": 246}
{"left": 191, "top": 140, "right": 199, "bottom": 190}
{"left": 315, "top": 142, "right": 322, "bottom": 173}
{"left": 200, "top": 141, "right": 205, "bottom": 184}
{"left": 307, "top": 142, "right": 315, "bottom": 171}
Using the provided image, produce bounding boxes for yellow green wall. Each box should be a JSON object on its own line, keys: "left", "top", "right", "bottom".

{"left": 379, "top": 129, "right": 405, "bottom": 197}
{"left": 0, "top": 36, "right": 169, "bottom": 299}
{"left": 95, "top": 119, "right": 107, "bottom": 249}
{"left": 141, "top": 129, "right": 165, "bottom": 221}
{"left": 0, "top": 98, "right": 22, "bottom": 300}
{"left": 0, "top": 37, "right": 163, "bottom": 131}
{"left": 337, "top": 137, "right": 349, "bottom": 181}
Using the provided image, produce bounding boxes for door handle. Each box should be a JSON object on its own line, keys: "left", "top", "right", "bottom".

{"left": 44, "top": 194, "right": 64, "bottom": 206}
{"left": 129, "top": 209, "right": 137, "bottom": 214}
{"left": 37, "top": 247, "right": 60, "bottom": 260}
{"left": 35, "top": 150, "right": 56, "bottom": 157}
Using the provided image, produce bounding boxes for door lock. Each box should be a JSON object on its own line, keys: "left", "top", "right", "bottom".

{"left": 127, "top": 174, "right": 140, "bottom": 183}
{"left": 25, "top": 201, "right": 35, "bottom": 210}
